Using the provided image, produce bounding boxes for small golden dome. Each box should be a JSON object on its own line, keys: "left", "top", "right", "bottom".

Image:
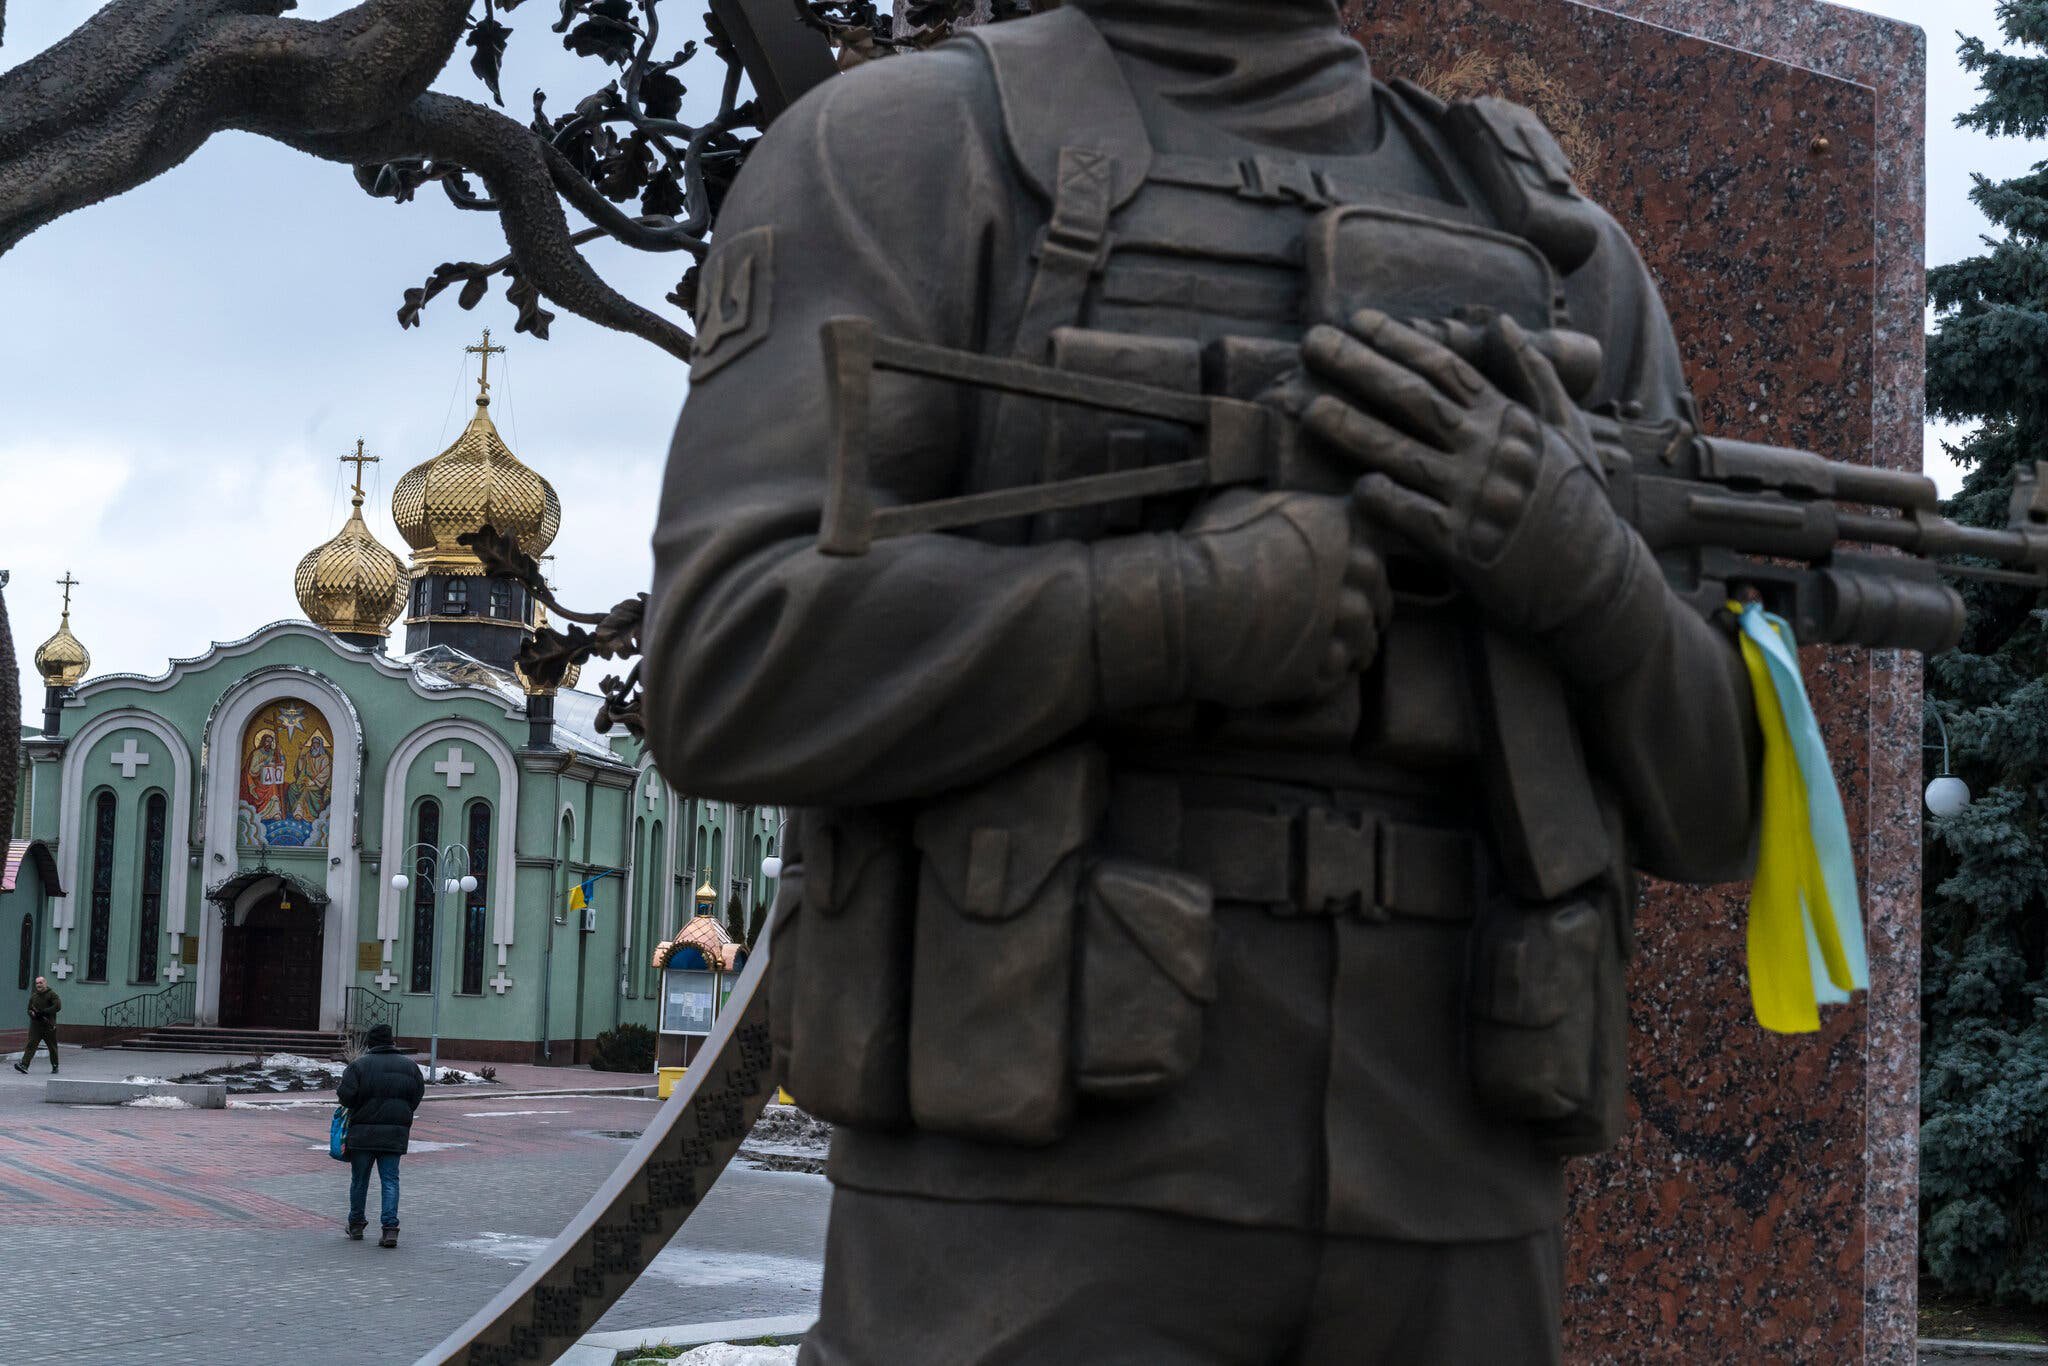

{"left": 34, "top": 572, "right": 88, "bottom": 688}
{"left": 296, "top": 489, "right": 407, "bottom": 639}
{"left": 392, "top": 339, "right": 559, "bottom": 576}
{"left": 513, "top": 600, "right": 580, "bottom": 695}
{"left": 513, "top": 655, "right": 581, "bottom": 697}
{"left": 34, "top": 618, "right": 88, "bottom": 689}
{"left": 695, "top": 880, "right": 717, "bottom": 904}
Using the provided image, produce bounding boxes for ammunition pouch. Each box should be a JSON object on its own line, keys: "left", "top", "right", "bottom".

{"left": 769, "top": 806, "right": 916, "bottom": 1131}
{"left": 772, "top": 743, "right": 1220, "bottom": 1147}
{"left": 1464, "top": 796, "right": 1634, "bottom": 1157}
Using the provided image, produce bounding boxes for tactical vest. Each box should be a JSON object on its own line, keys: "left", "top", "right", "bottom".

{"left": 773, "top": 9, "right": 1640, "bottom": 1160}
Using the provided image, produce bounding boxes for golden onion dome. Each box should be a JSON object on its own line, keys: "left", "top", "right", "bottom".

{"left": 295, "top": 487, "right": 407, "bottom": 639}
{"left": 33, "top": 615, "right": 88, "bottom": 689}
{"left": 34, "top": 572, "right": 89, "bottom": 688}
{"left": 392, "top": 347, "right": 559, "bottom": 575}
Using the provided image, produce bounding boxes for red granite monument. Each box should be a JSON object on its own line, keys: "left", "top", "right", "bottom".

{"left": 1348, "top": 2, "right": 1925, "bottom": 1360}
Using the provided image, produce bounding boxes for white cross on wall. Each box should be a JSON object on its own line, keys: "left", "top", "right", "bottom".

{"left": 643, "top": 772, "right": 661, "bottom": 812}
{"left": 434, "top": 745, "right": 476, "bottom": 789}
{"left": 110, "top": 737, "right": 151, "bottom": 779}
{"left": 49, "top": 960, "right": 71, "bottom": 980}
{"left": 163, "top": 959, "right": 185, "bottom": 984}
{"left": 488, "top": 970, "right": 513, "bottom": 995}
{"left": 374, "top": 967, "right": 399, "bottom": 992}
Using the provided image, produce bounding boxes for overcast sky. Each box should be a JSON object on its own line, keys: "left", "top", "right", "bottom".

{"left": 0, "top": 1, "right": 2034, "bottom": 721}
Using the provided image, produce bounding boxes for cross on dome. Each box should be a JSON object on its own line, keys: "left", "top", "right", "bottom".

{"left": 56, "top": 571, "right": 78, "bottom": 615}
{"left": 341, "top": 439, "right": 380, "bottom": 501}
{"left": 466, "top": 328, "right": 507, "bottom": 404}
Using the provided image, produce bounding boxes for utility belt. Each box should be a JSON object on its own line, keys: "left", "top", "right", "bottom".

{"left": 768, "top": 741, "right": 1634, "bottom": 1160}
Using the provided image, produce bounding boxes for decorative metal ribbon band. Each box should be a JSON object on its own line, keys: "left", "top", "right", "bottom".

{"left": 419, "top": 931, "right": 781, "bottom": 1364}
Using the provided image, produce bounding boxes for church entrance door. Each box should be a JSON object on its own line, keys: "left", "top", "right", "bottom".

{"left": 218, "top": 892, "right": 323, "bottom": 1030}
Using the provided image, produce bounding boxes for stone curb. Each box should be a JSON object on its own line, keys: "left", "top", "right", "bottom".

{"left": 43, "top": 1078, "right": 227, "bottom": 1108}
{"left": 552, "top": 1314, "right": 812, "bottom": 1364}
{"left": 1921, "top": 1342, "right": 2048, "bottom": 1362}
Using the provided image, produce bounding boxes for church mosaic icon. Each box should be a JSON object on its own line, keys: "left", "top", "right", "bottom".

{"left": 238, "top": 699, "right": 335, "bottom": 849}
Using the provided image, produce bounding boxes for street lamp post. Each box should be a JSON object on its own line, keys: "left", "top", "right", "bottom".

{"left": 389, "top": 841, "right": 477, "bottom": 1081}
{"left": 1926, "top": 708, "right": 1972, "bottom": 817}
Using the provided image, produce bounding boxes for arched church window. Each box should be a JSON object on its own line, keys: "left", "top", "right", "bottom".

{"left": 445, "top": 578, "right": 470, "bottom": 615}
{"left": 487, "top": 580, "right": 514, "bottom": 619}
{"left": 87, "top": 790, "right": 115, "bottom": 982}
{"left": 137, "top": 791, "right": 166, "bottom": 982}
{"left": 237, "top": 699, "right": 334, "bottom": 849}
{"left": 410, "top": 799, "right": 440, "bottom": 993}
{"left": 17, "top": 913, "right": 31, "bottom": 991}
{"left": 462, "top": 800, "right": 490, "bottom": 996}
{"left": 412, "top": 579, "right": 428, "bottom": 616}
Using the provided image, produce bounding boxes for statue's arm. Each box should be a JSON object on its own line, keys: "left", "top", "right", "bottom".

{"left": 1568, "top": 218, "right": 1761, "bottom": 886}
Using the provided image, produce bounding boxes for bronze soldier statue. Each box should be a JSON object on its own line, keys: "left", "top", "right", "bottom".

{"left": 645, "top": 1, "right": 1758, "bottom": 1359}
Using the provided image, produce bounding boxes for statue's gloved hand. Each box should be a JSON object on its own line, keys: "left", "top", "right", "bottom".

{"left": 1301, "top": 308, "right": 1665, "bottom": 682}
{"left": 1089, "top": 490, "right": 1390, "bottom": 712}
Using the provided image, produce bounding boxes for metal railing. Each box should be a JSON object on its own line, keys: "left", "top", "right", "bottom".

{"left": 101, "top": 979, "right": 195, "bottom": 1032}
{"left": 342, "top": 986, "right": 402, "bottom": 1055}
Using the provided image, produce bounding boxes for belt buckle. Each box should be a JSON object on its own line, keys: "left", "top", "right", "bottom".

{"left": 1300, "top": 808, "right": 1381, "bottom": 920}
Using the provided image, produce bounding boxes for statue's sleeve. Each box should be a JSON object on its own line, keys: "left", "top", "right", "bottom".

{"left": 642, "top": 54, "right": 1106, "bottom": 808}
{"left": 1567, "top": 217, "right": 1761, "bottom": 885}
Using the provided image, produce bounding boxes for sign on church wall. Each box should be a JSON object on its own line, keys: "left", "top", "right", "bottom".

{"left": 237, "top": 699, "right": 334, "bottom": 849}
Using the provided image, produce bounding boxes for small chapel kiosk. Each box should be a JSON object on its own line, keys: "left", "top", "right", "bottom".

{"left": 6, "top": 334, "right": 782, "bottom": 1064}
{"left": 651, "top": 890, "right": 748, "bottom": 1072}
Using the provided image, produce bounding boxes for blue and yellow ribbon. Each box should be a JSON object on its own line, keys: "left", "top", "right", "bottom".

{"left": 1732, "top": 602, "right": 1867, "bottom": 1034}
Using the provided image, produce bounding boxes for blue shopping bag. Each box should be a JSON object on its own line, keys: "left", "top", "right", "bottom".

{"left": 329, "top": 1104, "right": 350, "bottom": 1162}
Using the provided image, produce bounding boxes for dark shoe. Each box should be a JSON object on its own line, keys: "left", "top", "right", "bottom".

{"left": 11, "top": 1063, "right": 24, "bottom": 1075}
{"left": 379, "top": 1225, "right": 398, "bottom": 1248}
{"left": 346, "top": 1220, "right": 367, "bottom": 1241}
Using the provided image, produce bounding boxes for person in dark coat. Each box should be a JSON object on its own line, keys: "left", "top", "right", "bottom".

{"left": 14, "top": 976, "right": 59, "bottom": 1074}
{"left": 337, "top": 1023, "right": 425, "bottom": 1247}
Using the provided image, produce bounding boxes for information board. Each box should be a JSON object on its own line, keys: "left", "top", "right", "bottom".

{"left": 661, "top": 968, "right": 717, "bottom": 1036}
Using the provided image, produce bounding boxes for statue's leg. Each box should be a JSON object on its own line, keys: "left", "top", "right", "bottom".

{"left": 1288, "top": 1226, "right": 1565, "bottom": 1365}
{"left": 799, "top": 1187, "right": 1313, "bottom": 1366}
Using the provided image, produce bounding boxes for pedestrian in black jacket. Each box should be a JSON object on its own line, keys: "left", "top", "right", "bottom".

{"left": 337, "top": 1024, "right": 425, "bottom": 1247}
{"left": 14, "top": 977, "right": 59, "bottom": 1074}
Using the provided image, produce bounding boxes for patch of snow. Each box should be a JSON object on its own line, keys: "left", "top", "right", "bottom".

{"left": 125, "top": 1095, "right": 192, "bottom": 1109}
{"left": 627, "top": 1347, "right": 797, "bottom": 1366}
{"left": 260, "top": 1053, "right": 346, "bottom": 1075}
{"left": 122, "top": 1074, "right": 170, "bottom": 1085}
{"left": 424, "top": 1066, "right": 493, "bottom": 1085}
{"left": 450, "top": 1233, "right": 820, "bottom": 1294}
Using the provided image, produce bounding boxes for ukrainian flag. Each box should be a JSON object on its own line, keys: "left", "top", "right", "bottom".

{"left": 567, "top": 869, "right": 618, "bottom": 912}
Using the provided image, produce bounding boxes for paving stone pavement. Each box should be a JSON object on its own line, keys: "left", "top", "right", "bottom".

{"left": 0, "top": 1055, "right": 828, "bottom": 1363}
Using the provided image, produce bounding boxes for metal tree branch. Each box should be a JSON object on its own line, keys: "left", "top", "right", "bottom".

{"left": 0, "top": 0, "right": 691, "bottom": 358}
{"left": 0, "top": 0, "right": 471, "bottom": 252}
{"left": 280, "top": 92, "right": 696, "bottom": 360}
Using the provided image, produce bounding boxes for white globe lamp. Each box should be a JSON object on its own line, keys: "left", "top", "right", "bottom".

{"left": 460, "top": 875, "right": 479, "bottom": 893}
{"left": 390, "top": 874, "right": 409, "bottom": 892}
{"left": 1926, "top": 775, "right": 1972, "bottom": 818}
{"left": 762, "top": 856, "right": 784, "bottom": 881}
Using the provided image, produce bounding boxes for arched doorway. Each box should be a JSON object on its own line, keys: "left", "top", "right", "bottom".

{"left": 206, "top": 871, "right": 327, "bottom": 1030}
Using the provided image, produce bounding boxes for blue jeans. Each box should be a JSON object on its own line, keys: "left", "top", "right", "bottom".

{"left": 348, "top": 1152, "right": 402, "bottom": 1229}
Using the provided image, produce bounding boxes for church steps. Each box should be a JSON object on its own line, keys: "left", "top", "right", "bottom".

{"left": 100, "top": 1026, "right": 348, "bottom": 1059}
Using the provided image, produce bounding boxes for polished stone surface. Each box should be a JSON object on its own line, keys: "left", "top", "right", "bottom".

{"left": 1348, "top": 2, "right": 1923, "bottom": 1360}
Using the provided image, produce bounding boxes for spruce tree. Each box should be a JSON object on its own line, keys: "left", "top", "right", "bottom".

{"left": 1921, "top": 1, "right": 2048, "bottom": 1304}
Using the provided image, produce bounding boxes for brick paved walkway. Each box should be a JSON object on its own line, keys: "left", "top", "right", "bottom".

{"left": 0, "top": 1053, "right": 828, "bottom": 1363}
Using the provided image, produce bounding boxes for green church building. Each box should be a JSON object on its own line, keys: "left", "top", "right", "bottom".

{"left": 2, "top": 337, "right": 781, "bottom": 1063}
